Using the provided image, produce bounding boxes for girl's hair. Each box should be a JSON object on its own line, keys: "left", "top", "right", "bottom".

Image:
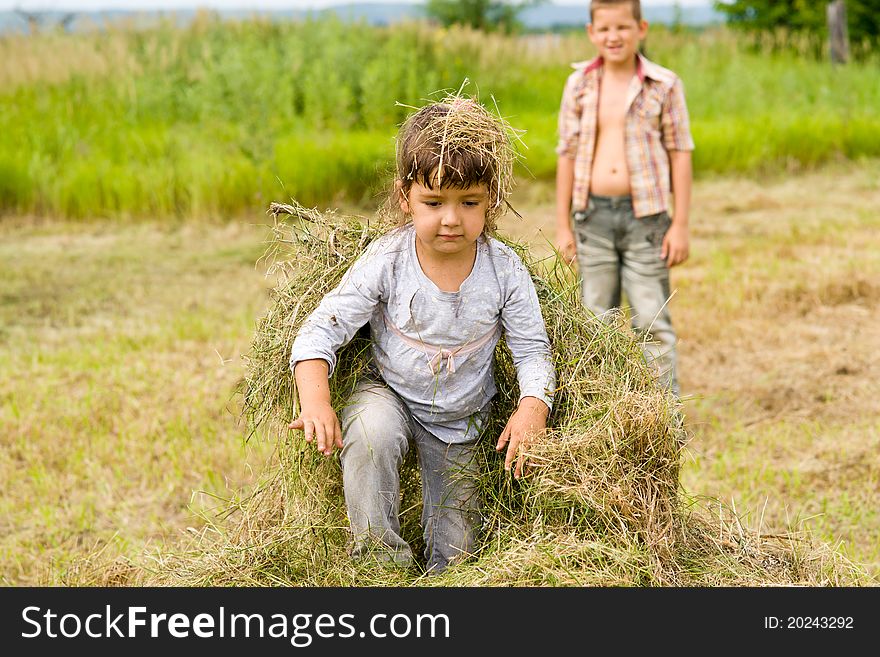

{"left": 590, "top": 0, "right": 642, "bottom": 22}
{"left": 389, "top": 94, "right": 520, "bottom": 233}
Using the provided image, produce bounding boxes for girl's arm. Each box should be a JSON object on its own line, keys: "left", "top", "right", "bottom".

{"left": 289, "top": 359, "right": 342, "bottom": 456}
{"left": 499, "top": 260, "right": 555, "bottom": 413}
{"left": 496, "top": 253, "right": 556, "bottom": 478}
{"left": 288, "top": 245, "right": 387, "bottom": 456}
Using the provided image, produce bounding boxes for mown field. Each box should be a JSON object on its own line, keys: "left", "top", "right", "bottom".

{"left": 1, "top": 16, "right": 878, "bottom": 585}
{"left": 506, "top": 161, "right": 880, "bottom": 581}
{"left": 2, "top": 161, "right": 878, "bottom": 585}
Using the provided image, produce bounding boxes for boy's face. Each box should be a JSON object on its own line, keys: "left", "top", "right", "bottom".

{"left": 400, "top": 179, "right": 489, "bottom": 259}
{"left": 588, "top": 4, "right": 648, "bottom": 66}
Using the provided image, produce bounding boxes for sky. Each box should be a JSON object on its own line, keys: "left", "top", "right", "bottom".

{"left": 1, "top": 0, "right": 712, "bottom": 13}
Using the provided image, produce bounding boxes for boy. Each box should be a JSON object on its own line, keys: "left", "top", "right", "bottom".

{"left": 555, "top": 0, "right": 694, "bottom": 397}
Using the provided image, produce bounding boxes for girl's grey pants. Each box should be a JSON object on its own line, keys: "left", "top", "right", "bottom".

{"left": 339, "top": 378, "right": 481, "bottom": 572}
{"left": 574, "top": 194, "right": 679, "bottom": 396}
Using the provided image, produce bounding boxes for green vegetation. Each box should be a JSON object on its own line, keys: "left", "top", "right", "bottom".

{"left": 425, "top": 0, "right": 540, "bottom": 33}
{"left": 1, "top": 15, "right": 879, "bottom": 220}
{"left": 714, "top": 0, "right": 880, "bottom": 51}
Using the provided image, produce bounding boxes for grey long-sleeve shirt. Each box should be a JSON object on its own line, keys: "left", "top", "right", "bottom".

{"left": 289, "top": 224, "right": 555, "bottom": 444}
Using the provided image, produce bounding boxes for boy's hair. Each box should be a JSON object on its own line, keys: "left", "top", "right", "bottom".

{"left": 392, "top": 94, "right": 520, "bottom": 232}
{"left": 590, "top": 0, "right": 642, "bottom": 22}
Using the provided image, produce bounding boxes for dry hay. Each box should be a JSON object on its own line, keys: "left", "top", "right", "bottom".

{"left": 390, "top": 86, "right": 525, "bottom": 230}
{"left": 121, "top": 200, "right": 868, "bottom": 588}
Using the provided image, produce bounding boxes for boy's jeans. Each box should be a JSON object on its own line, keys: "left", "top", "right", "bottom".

{"left": 573, "top": 194, "right": 679, "bottom": 397}
{"left": 339, "top": 378, "right": 481, "bottom": 573}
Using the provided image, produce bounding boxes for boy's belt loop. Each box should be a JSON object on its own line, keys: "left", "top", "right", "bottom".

{"left": 589, "top": 194, "right": 632, "bottom": 210}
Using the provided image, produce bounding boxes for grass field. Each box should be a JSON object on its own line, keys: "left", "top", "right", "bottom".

{"left": 504, "top": 160, "right": 880, "bottom": 579}
{"left": 0, "top": 219, "right": 277, "bottom": 584}
{"left": 2, "top": 159, "right": 878, "bottom": 585}
{"left": 2, "top": 9, "right": 878, "bottom": 589}
{"left": 3, "top": 17, "right": 880, "bottom": 219}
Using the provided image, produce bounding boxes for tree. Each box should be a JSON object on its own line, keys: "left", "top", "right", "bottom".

{"left": 13, "top": 6, "right": 77, "bottom": 34}
{"left": 714, "top": 1, "right": 880, "bottom": 50}
{"left": 425, "top": 0, "right": 544, "bottom": 34}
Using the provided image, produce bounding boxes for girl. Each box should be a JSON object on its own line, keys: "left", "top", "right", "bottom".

{"left": 288, "top": 97, "right": 555, "bottom": 572}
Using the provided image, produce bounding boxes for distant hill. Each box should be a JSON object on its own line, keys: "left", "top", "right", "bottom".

{"left": 522, "top": 4, "right": 724, "bottom": 29}
{"left": 0, "top": 3, "right": 725, "bottom": 35}
{"left": 319, "top": 3, "right": 725, "bottom": 28}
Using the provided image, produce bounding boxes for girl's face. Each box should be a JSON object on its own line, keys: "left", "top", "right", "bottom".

{"left": 400, "top": 180, "right": 489, "bottom": 260}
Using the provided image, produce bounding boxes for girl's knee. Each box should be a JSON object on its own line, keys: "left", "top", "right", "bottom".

{"left": 341, "top": 402, "right": 409, "bottom": 466}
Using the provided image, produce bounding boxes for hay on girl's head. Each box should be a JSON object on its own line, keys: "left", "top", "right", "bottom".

{"left": 389, "top": 94, "right": 523, "bottom": 233}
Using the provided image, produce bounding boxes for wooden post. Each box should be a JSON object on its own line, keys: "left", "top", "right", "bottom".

{"left": 827, "top": 0, "right": 850, "bottom": 64}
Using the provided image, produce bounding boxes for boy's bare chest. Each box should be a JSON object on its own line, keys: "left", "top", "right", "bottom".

{"left": 596, "top": 77, "right": 632, "bottom": 132}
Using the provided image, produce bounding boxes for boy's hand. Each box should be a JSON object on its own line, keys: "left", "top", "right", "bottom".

{"left": 289, "top": 402, "right": 343, "bottom": 457}
{"left": 556, "top": 227, "right": 577, "bottom": 265}
{"left": 661, "top": 222, "right": 689, "bottom": 267}
{"left": 496, "top": 397, "right": 549, "bottom": 479}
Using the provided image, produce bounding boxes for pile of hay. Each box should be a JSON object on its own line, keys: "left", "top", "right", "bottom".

{"left": 122, "top": 201, "right": 865, "bottom": 587}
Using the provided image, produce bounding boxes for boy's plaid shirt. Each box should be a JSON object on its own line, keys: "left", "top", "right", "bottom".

{"left": 556, "top": 54, "right": 695, "bottom": 219}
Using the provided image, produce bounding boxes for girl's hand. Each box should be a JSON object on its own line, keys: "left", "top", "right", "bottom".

{"left": 496, "top": 397, "right": 549, "bottom": 479}
{"left": 289, "top": 402, "right": 343, "bottom": 457}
